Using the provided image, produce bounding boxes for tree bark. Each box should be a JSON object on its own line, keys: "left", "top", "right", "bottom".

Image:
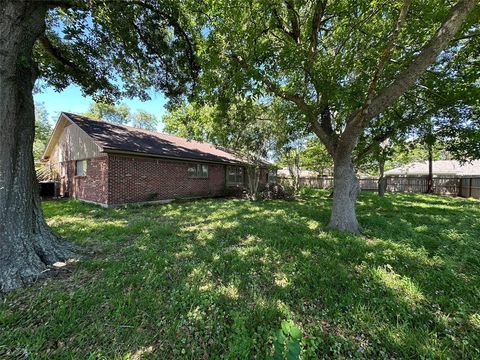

{"left": 287, "top": 151, "right": 301, "bottom": 194}
{"left": 427, "top": 144, "right": 434, "bottom": 193}
{"left": 246, "top": 165, "right": 260, "bottom": 200}
{"left": 378, "top": 157, "right": 387, "bottom": 197}
{"left": 327, "top": 154, "right": 361, "bottom": 233}
{"left": 0, "top": 1, "right": 76, "bottom": 292}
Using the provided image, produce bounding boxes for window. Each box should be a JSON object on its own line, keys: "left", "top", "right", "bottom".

{"left": 268, "top": 170, "right": 277, "bottom": 184}
{"left": 188, "top": 164, "right": 209, "bottom": 178}
{"left": 227, "top": 166, "right": 244, "bottom": 185}
{"left": 76, "top": 160, "right": 87, "bottom": 176}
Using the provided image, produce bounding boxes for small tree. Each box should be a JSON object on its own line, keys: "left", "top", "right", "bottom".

{"left": 83, "top": 102, "right": 131, "bottom": 125}
{"left": 33, "top": 102, "right": 53, "bottom": 161}
{"left": 164, "top": 98, "right": 282, "bottom": 199}
{"left": 132, "top": 110, "right": 159, "bottom": 131}
{"left": 277, "top": 146, "right": 302, "bottom": 193}
{"left": 300, "top": 140, "right": 333, "bottom": 177}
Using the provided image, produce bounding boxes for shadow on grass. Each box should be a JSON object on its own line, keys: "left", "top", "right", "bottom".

{"left": 1, "top": 193, "right": 479, "bottom": 359}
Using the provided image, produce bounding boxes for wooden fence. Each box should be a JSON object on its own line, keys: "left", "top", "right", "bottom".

{"left": 459, "top": 177, "right": 480, "bottom": 198}
{"left": 278, "top": 175, "right": 480, "bottom": 199}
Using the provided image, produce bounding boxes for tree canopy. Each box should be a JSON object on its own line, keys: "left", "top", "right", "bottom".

{"left": 83, "top": 101, "right": 159, "bottom": 130}
{"left": 36, "top": 0, "right": 198, "bottom": 103}
{"left": 191, "top": 0, "right": 478, "bottom": 232}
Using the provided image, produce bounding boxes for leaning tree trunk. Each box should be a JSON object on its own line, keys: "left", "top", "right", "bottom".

{"left": 327, "top": 154, "right": 361, "bottom": 234}
{"left": 0, "top": 1, "right": 75, "bottom": 292}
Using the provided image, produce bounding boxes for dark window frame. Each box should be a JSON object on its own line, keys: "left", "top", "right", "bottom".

{"left": 187, "top": 164, "right": 209, "bottom": 178}
{"left": 227, "top": 166, "right": 244, "bottom": 185}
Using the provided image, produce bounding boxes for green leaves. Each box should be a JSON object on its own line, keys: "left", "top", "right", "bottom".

{"left": 38, "top": 0, "right": 199, "bottom": 104}
{"left": 83, "top": 101, "right": 158, "bottom": 130}
{"left": 273, "top": 320, "right": 302, "bottom": 360}
{"left": 33, "top": 102, "right": 53, "bottom": 160}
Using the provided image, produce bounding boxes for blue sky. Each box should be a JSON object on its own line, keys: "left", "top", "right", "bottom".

{"left": 34, "top": 83, "right": 169, "bottom": 131}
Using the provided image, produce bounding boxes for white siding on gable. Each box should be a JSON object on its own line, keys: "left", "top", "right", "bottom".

{"left": 49, "top": 118, "right": 102, "bottom": 165}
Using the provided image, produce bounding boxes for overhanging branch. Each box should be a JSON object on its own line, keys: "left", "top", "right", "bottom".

{"left": 231, "top": 54, "right": 310, "bottom": 113}
{"left": 340, "top": 0, "right": 476, "bottom": 155}
{"left": 127, "top": 0, "right": 199, "bottom": 82}
{"left": 38, "top": 34, "right": 79, "bottom": 72}
{"left": 367, "top": 0, "right": 477, "bottom": 121}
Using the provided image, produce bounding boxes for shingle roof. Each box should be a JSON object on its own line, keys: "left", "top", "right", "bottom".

{"left": 63, "top": 112, "right": 247, "bottom": 165}
{"left": 385, "top": 160, "right": 480, "bottom": 176}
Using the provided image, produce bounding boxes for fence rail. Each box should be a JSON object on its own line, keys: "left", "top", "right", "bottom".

{"left": 278, "top": 175, "right": 480, "bottom": 199}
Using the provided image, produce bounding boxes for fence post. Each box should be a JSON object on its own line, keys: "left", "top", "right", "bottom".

{"left": 470, "top": 177, "right": 473, "bottom": 198}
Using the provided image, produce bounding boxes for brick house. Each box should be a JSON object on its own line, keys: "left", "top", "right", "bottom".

{"left": 42, "top": 113, "right": 271, "bottom": 206}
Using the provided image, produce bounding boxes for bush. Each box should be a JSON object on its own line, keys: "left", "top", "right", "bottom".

{"left": 225, "top": 185, "right": 248, "bottom": 198}
{"left": 260, "top": 183, "right": 294, "bottom": 200}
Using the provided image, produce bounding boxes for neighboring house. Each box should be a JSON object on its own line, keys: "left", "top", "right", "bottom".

{"left": 277, "top": 167, "right": 370, "bottom": 178}
{"left": 385, "top": 160, "right": 480, "bottom": 177}
{"left": 277, "top": 168, "right": 323, "bottom": 178}
{"left": 42, "top": 113, "right": 271, "bottom": 206}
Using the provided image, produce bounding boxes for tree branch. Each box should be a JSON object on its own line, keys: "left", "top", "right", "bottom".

{"left": 38, "top": 34, "right": 79, "bottom": 72}
{"left": 284, "top": 0, "right": 301, "bottom": 43}
{"left": 272, "top": 7, "right": 298, "bottom": 43}
{"left": 365, "top": 0, "right": 411, "bottom": 102}
{"left": 340, "top": 0, "right": 476, "bottom": 155}
{"left": 312, "top": 104, "right": 337, "bottom": 155}
{"left": 309, "top": 0, "right": 327, "bottom": 53}
{"left": 366, "top": 0, "right": 477, "bottom": 121}
{"left": 347, "top": 0, "right": 411, "bottom": 131}
{"left": 231, "top": 54, "right": 310, "bottom": 112}
{"left": 41, "top": 0, "right": 86, "bottom": 9}
{"left": 127, "top": 0, "right": 199, "bottom": 81}
{"left": 232, "top": 53, "right": 336, "bottom": 155}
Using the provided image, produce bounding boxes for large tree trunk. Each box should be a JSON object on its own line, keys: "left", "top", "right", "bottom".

{"left": 327, "top": 155, "right": 361, "bottom": 233}
{"left": 0, "top": 1, "right": 76, "bottom": 292}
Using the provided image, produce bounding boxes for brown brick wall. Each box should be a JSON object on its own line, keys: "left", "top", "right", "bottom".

{"left": 59, "top": 157, "right": 109, "bottom": 204}
{"left": 73, "top": 156, "right": 109, "bottom": 204}
{"left": 107, "top": 155, "right": 226, "bottom": 205}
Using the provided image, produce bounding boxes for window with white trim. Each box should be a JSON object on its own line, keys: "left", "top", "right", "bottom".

{"left": 76, "top": 160, "right": 87, "bottom": 176}
{"left": 227, "top": 166, "right": 244, "bottom": 185}
{"left": 188, "top": 164, "right": 209, "bottom": 178}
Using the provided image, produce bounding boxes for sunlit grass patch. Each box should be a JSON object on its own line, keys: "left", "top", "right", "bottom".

{"left": 1, "top": 192, "right": 479, "bottom": 359}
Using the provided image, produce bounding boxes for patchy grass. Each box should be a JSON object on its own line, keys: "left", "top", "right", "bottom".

{"left": 1, "top": 191, "right": 479, "bottom": 359}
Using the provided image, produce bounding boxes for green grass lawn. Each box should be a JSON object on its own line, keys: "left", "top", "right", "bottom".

{"left": 1, "top": 191, "right": 479, "bottom": 359}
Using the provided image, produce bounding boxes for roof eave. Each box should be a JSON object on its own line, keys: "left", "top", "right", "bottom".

{"left": 102, "top": 148, "right": 247, "bottom": 166}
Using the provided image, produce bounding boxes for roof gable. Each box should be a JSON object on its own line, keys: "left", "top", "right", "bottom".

{"left": 46, "top": 112, "right": 249, "bottom": 165}
{"left": 42, "top": 114, "right": 102, "bottom": 161}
